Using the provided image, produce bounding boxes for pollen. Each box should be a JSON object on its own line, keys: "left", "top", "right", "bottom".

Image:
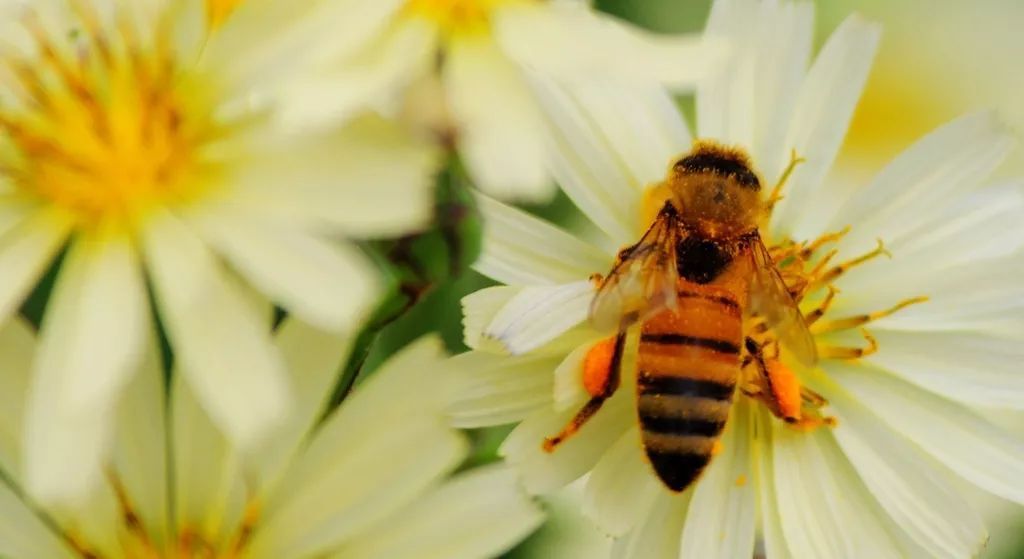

{"left": 0, "top": 7, "right": 211, "bottom": 231}
{"left": 404, "top": 0, "right": 534, "bottom": 35}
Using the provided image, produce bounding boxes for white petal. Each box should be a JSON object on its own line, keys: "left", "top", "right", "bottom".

{"left": 461, "top": 286, "right": 519, "bottom": 350}
{"left": 247, "top": 318, "right": 356, "bottom": 490}
{"left": 251, "top": 337, "right": 467, "bottom": 558}
{"left": 335, "top": 465, "right": 543, "bottom": 559}
{"left": 0, "top": 482, "right": 76, "bottom": 559}
{"left": 501, "top": 390, "right": 631, "bottom": 494}
{"left": 278, "top": 20, "right": 436, "bottom": 129}
{"left": 772, "top": 423, "right": 903, "bottom": 558}
{"left": 561, "top": 82, "right": 692, "bottom": 188}
{"left": 826, "top": 381, "right": 988, "bottom": 558}
{"left": 201, "top": 0, "right": 405, "bottom": 103}
{"left": 110, "top": 347, "right": 171, "bottom": 546}
{"left": 475, "top": 194, "right": 610, "bottom": 285}
{"left": 830, "top": 112, "right": 1015, "bottom": 255}
{"left": 24, "top": 235, "right": 147, "bottom": 508}
{"left": 582, "top": 427, "right": 660, "bottom": 537}
{"left": 446, "top": 36, "right": 551, "bottom": 201}
{"left": 528, "top": 77, "right": 638, "bottom": 240}
{"left": 142, "top": 210, "right": 290, "bottom": 449}
{"left": 447, "top": 350, "right": 557, "bottom": 429}
{"left": 0, "top": 209, "right": 72, "bottom": 327}
{"left": 771, "top": 15, "right": 881, "bottom": 241}
{"left": 865, "top": 330, "right": 1024, "bottom": 409}
{"left": 170, "top": 372, "right": 247, "bottom": 548}
{"left": 494, "top": 3, "right": 718, "bottom": 88}
{"left": 0, "top": 319, "right": 36, "bottom": 474}
{"left": 830, "top": 361, "right": 1024, "bottom": 504}
{"left": 483, "top": 280, "right": 594, "bottom": 355}
{"left": 679, "top": 400, "right": 756, "bottom": 559}
{"left": 214, "top": 115, "right": 440, "bottom": 238}
{"left": 610, "top": 492, "right": 689, "bottom": 559}
{"left": 698, "top": 0, "right": 814, "bottom": 178}
{"left": 751, "top": 407, "right": 793, "bottom": 559}
{"left": 192, "top": 210, "right": 377, "bottom": 332}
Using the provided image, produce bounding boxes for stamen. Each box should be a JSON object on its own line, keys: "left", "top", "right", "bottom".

{"left": 810, "top": 238, "right": 890, "bottom": 289}
{"left": 765, "top": 148, "right": 805, "bottom": 213}
{"left": 817, "top": 328, "right": 878, "bottom": 360}
{"left": 811, "top": 295, "right": 929, "bottom": 334}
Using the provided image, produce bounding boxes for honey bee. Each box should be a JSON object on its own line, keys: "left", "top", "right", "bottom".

{"left": 542, "top": 141, "right": 819, "bottom": 492}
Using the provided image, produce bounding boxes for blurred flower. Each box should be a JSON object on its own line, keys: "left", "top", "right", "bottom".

{"left": 277, "top": 0, "right": 722, "bottom": 202}
{"left": 449, "top": 0, "right": 1024, "bottom": 557}
{"left": 0, "top": 0, "right": 438, "bottom": 506}
{"left": 0, "top": 319, "right": 542, "bottom": 559}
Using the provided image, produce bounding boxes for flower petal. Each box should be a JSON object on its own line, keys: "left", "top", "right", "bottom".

{"left": 0, "top": 319, "right": 36, "bottom": 474}
{"left": 610, "top": 492, "right": 689, "bottom": 559}
{"left": 447, "top": 350, "right": 557, "bottom": 429}
{"left": 277, "top": 19, "right": 436, "bottom": 129}
{"left": 582, "top": 427, "right": 660, "bottom": 537}
{"left": 494, "top": 3, "right": 718, "bottom": 88}
{"left": 251, "top": 337, "right": 467, "bottom": 558}
{"left": 24, "top": 234, "right": 147, "bottom": 507}
{"left": 772, "top": 423, "right": 903, "bottom": 558}
{"left": 830, "top": 112, "right": 1015, "bottom": 255}
{"left": 501, "top": 389, "right": 631, "bottom": 494}
{"left": 475, "top": 195, "right": 610, "bottom": 285}
{"left": 0, "top": 209, "right": 72, "bottom": 327}
{"left": 192, "top": 210, "right": 377, "bottom": 332}
{"left": 110, "top": 348, "right": 171, "bottom": 546}
{"left": 752, "top": 408, "right": 793, "bottom": 559}
{"left": 0, "top": 482, "right": 76, "bottom": 559}
{"left": 698, "top": 0, "right": 814, "bottom": 177}
{"left": 142, "top": 210, "right": 290, "bottom": 449}
{"left": 865, "top": 330, "right": 1024, "bottom": 409}
{"left": 445, "top": 36, "right": 550, "bottom": 201}
{"left": 825, "top": 380, "right": 988, "bottom": 559}
{"left": 481, "top": 280, "right": 594, "bottom": 355}
{"left": 461, "top": 286, "right": 519, "bottom": 350}
{"left": 830, "top": 361, "right": 1024, "bottom": 504}
{"left": 771, "top": 15, "right": 881, "bottom": 241}
{"left": 334, "top": 465, "right": 543, "bottom": 559}
{"left": 679, "top": 400, "right": 756, "bottom": 559}
{"left": 214, "top": 115, "right": 440, "bottom": 238}
{"left": 246, "top": 318, "right": 356, "bottom": 489}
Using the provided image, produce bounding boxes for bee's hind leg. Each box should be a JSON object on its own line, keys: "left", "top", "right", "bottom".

{"left": 543, "top": 332, "right": 626, "bottom": 452}
{"left": 740, "top": 338, "right": 835, "bottom": 431}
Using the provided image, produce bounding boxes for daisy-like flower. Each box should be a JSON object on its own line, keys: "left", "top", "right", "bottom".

{"left": 0, "top": 318, "right": 542, "bottom": 559}
{"left": 449, "top": 0, "right": 1024, "bottom": 557}
{"left": 0, "top": 0, "right": 438, "bottom": 506}
{"left": 277, "top": 0, "right": 721, "bottom": 202}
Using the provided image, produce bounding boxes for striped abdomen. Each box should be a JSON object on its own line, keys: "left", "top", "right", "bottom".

{"left": 636, "top": 286, "right": 743, "bottom": 492}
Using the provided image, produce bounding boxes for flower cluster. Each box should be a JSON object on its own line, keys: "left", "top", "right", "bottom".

{"left": 0, "top": 0, "right": 1021, "bottom": 558}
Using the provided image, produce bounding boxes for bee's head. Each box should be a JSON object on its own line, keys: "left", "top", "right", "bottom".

{"left": 666, "top": 141, "right": 763, "bottom": 236}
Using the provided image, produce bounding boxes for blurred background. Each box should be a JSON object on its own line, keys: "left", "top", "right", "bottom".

{"left": 368, "top": 1, "right": 1024, "bottom": 556}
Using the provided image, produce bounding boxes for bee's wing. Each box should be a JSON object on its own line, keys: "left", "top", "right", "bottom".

{"left": 748, "top": 235, "right": 818, "bottom": 365}
{"left": 590, "top": 207, "right": 683, "bottom": 333}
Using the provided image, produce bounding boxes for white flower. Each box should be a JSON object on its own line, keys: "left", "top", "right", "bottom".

{"left": 0, "top": 0, "right": 438, "bottom": 506}
{"left": 0, "top": 318, "right": 542, "bottom": 559}
{"left": 277, "top": 0, "right": 721, "bottom": 202}
{"left": 449, "top": 0, "right": 1024, "bottom": 557}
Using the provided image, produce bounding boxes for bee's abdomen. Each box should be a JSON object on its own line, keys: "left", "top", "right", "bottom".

{"left": 636, "top": 289, "right": 742, "bottom": 492}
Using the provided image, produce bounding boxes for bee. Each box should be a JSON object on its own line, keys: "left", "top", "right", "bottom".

{"left": 542, "top": 141, "right": 819, "bottom": 492}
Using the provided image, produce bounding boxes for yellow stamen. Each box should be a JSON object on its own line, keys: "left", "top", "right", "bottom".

{"left": 1, "top": 6, "right": 213, "bottom": 232}
{"left": 207, "top": 0, "right": 244, "bottom": 28}
{"left": 404, "top": 0, "right": 534, "bottom": 36}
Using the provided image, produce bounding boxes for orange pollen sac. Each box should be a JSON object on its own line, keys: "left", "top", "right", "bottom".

{"left": 766, "top": 359, "right": 802, "bottom": 421}
{"left": 582, "top": 336, "right": 618, "bottom": 397}
{"left": 0, "top": 8, "right": 206, "bottom": 229}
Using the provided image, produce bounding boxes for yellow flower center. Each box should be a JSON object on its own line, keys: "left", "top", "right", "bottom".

{"left": 0, "top": 6, "right": 215, "bottom": 231}
{"left": 404, "top": 0, "right": 535, "bottom": 35}
{"left": 207, "top": 0, "right": 244, "bottom": 28}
